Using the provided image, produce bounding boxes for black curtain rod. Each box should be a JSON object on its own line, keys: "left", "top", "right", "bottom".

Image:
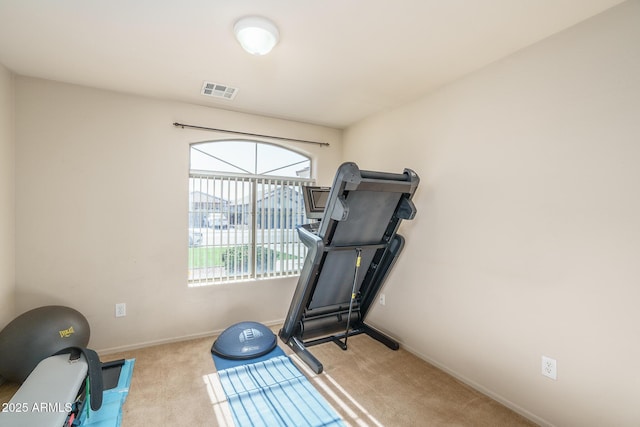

{"left": 173, "top": 122, "right": 329, "bottom": 147}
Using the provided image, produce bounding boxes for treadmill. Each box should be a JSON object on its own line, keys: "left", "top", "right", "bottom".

{"left": 279, "top": 162, "right": 419, "bottom": 373}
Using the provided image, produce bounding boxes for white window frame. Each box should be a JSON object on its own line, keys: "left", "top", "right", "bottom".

{"left": 188, "top": 141, "right": 313, "bottom": 286}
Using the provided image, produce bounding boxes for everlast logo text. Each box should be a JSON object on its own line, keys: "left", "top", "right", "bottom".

{"left": 58, "top": 326, "right": 75, "bottom": 338}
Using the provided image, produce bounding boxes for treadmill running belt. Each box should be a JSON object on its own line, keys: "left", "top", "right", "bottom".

{"left": 217, "top": 355, "right": 345, "bottom": 427}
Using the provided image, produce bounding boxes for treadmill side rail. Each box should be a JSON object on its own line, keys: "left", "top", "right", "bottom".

{"left": 287, "top": 336, "right": 324, "bottom": 374}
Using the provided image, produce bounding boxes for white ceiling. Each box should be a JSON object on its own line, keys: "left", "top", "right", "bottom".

{"left": 0, "top": 0, "right": 626, "bottom": 129}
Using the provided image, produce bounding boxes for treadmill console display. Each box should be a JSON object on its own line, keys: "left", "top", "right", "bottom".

{"left": 302, "top": 186, "right": 330, "bottom": 220}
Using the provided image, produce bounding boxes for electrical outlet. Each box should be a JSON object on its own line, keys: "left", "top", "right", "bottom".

{"left": 379, "top": 293, "right": 386, "bottom": 306}
{"left": 542, "top": 355, "right": 557, "bottom": 380}
{"left": 115, "top": 303, "right": 127, "bottom": 318}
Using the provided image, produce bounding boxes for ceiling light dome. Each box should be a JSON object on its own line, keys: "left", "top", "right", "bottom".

{"left": 234, "top": 16, "right": 279, "bottom": 56}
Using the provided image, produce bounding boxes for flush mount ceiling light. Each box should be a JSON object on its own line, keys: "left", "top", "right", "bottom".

{"left": 234, "top": 16, "right": 279, "bottom": 56}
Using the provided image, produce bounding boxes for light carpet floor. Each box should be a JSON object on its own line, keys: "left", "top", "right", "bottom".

{"left": 1, "top": 332, "right": 537, "bottom": 426}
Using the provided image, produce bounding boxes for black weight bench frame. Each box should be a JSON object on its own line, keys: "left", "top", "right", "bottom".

{"left": 279, "top": 162, "right": 419, "bottom": 373}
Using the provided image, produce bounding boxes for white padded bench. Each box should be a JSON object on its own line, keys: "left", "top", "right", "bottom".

{"left": 0, "top": 353, "right": 87, "bottom": 427}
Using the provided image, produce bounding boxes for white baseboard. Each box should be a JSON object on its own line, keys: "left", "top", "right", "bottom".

{"left": 97, "top": 318, "right": 284, "bottom": 356}
{"left": 364, "top": 320, "right": 550, "bottom": 426}
{"left": 399, "top": 340, "right": 552, "bottom": 427}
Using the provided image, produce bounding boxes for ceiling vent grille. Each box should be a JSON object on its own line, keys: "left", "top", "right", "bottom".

{"left": 201, "top": 81, "right": 238, "bottom": 100}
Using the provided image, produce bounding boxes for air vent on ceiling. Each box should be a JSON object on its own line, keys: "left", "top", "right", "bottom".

{"left": 201, "top": 81, "right": 238, "bottom": 100}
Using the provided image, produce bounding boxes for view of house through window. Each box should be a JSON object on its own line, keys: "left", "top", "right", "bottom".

{"left": 188, "top": 140, "right": 313, "bottom": 285}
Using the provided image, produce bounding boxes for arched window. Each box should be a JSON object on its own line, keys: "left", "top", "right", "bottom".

{"left": 188, "top": 140, "right": 313, "bottom": 285}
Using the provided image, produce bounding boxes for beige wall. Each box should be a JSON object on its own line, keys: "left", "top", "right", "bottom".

{"left": 14, "top": 77, "right": 342, "bottom": 352}
{"left": 0, "top": 63, "right": 15, "bottom": 330}
{"left": 344, "top": 1, "right": 640, "bottom": 426}
{"left": 6, "top": 2, "right": 638, "bottom": 424}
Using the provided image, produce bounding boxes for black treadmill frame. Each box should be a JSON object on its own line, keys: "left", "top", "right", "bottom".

{"left": 278, "top": 162, "right": 419, "bottom": 373}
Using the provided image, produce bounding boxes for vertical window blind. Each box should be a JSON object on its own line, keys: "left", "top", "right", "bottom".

{"left": 188, "top": 172, "right": 313, "bottom": 286}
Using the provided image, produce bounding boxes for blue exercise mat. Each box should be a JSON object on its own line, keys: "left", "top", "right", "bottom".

{"left": 77, "top": 359, "right": 135, "bottom": 427}
{"left": 213, "top": 346, "right": 285, "bottom": 371}
{"left": 217, "top": 355, "right": 345, "bottom": 427}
